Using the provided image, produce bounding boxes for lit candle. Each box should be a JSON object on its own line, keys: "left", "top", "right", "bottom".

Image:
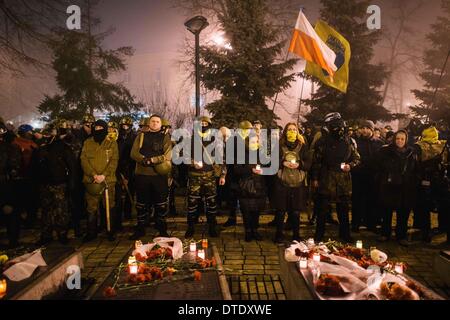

{"left": 202, "top": 239, "right": 208, "bottom": 249}
{"left": 299, "top": 257, "right": 308, "bottom": 269}
{"left": 313, "top": 252, "right": 321, "bottom": 262}
{"left": 307, "top": 238, "right": 315, "bottom": 247}
{"left": 340, "top": 163, "right": 346, "bottom": 170}
{"left": 197, "top": 161, "right": 203, "bottom": 168}
{"left": 255, "top": 165, "right": 261, "bottom": 171}
{"left": 0, "top": 279, "right": 6, "bottom": 298}
{"left": 190, "top": 242, "right": 197, "bottom": 252}
{"left": 356, "top": 240, "right": 363, "bottom": 249}
{"left": 129, "top": 263, "right": 138, "bottom": 275}
{"left": 394, "top": 263, "right": 404, "bottom": 274}
{"left": 135, "top": 240, "right": 143, "bottom": 249}
{"left": 198, "top": 249, "right": 205, "bottom": 260}
{"left": 290, "top": 159, "right": 296, "bottom": 164}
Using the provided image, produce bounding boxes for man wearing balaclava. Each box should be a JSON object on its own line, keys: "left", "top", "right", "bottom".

{"left": 311, "top": 116, "right": 361, "bottom": 243}
{"left": 414, "top": 124, "right": 449, "bottom": 244}
{"left": 185, "top": 116, "right": 226, "bottom": 239}
{"left": 80, "top": 119, "right": 119, "bottom": 242}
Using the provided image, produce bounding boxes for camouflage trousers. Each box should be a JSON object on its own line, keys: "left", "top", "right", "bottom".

{"left": 187, "top": 171, "right": 217, "bottom": 223}
{"left": 40, "top": 184, "right": 70, "bottom": 238}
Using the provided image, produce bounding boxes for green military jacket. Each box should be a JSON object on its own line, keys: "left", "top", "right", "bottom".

{"left": 80, "top": 137, "right": 119, "bottom": 184}
{"left": 131, "top": 131, "right": 172, "bottom": 176}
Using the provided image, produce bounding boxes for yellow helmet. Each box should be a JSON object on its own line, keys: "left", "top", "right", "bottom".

{"left": 198, "top": 116, "right": 212, "bottom": 125}
{"left": 85, "top": 183, "right": 106, "bottom": 196}
{"left": 139, "top": 117, "right": 151, "bottom": 126}
{"left": 119, "top": 117, "right": 133, "bottom": 126}
{"left": 161, "top": 119, "right": 171, "bottom": 128}
{"left": 239, "top": 120, "right": 253, "bottom": 130}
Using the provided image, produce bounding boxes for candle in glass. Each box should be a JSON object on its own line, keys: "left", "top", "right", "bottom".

{"left": 356, "top": 240, "right": 363, "bottom": 249}
{"left": 198, "top": 249, "right": 205, "bottom": 260}
{"left": 202, "top": 239, "right": 208, "bottom": 249}
{"left": 313, "top": 252, "right": 321, "bottom": 262}
{"left": 299, "top": 257, "right": 307, "bottom": 269}
{"left": 394, "top": 263, "right": 404, "bottom": 274}
{"left": 189, "top": 242, "right": 197, "bottom": 252}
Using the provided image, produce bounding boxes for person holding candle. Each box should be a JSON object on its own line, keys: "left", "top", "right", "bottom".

{"left": 273, "top": 123, "right": 312, "bottom": 243}
{"left": 185, "top": 116, "right": 226, "bottom": 238}
{"left": 234, "top": 128, "right": 267, "bottom": 242}
{"left": 311, "top": 115, "right": 361, "bottom": 243}
{"left": 374, "top": 130, "right": 419, "bottom": 246}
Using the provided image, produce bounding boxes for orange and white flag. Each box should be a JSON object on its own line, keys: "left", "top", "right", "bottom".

{"left": 288, "top": 11, "right": 337, "bottom": 79}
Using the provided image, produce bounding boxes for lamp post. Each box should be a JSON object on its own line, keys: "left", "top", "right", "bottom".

{"left": 184, "top": 15, "right": 209, "bottom": 117}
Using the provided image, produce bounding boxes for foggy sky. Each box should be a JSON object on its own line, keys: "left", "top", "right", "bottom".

{"left": 0, "top": 0, "right": 445, "bottom": 126}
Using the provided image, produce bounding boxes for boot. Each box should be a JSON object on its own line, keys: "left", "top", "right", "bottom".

{"left": 129, "top": 225, "right": 145, "bottom": 240}
{"left": 185, "top": 222, "right": 195, "bottom": 238}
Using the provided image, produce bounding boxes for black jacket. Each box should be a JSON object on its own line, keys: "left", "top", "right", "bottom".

{"left": 354, "top": 135, "right": 384, "bottom": 175}
{"left": 0, "top": 140, "right": 21, "bottom": 183}
{"left": 375, "top": 144, "right": 419, "bottom": 208}
{"left": 32, "top": 139, "right": 77, "bottom": 188}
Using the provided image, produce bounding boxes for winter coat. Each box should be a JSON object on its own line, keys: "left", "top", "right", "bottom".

{"left": 272, "top": 139, "right": 312, "bottom": 211}
{"left": 233, "top": 142, "right": 267, "bottom": 212}
{"left": 311, "top": 134, "right": 361, "bottom": 199}
{"left": 80, "top": 136, "right": 119, "bottom": 185}
{"left": 31, "top": 139, "right": 77, "bottom": 188}
{"left": 375, "top": 144, "right": 419, "bottom": 209}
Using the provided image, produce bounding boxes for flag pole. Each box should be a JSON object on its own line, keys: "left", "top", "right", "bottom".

{"left": 297, "top": 74, "right": 306, "bottom": 125}
{"left": 428, "top": 48, "right": 450, "bottom": 121}
{"left": 272, "top": 7, "right": 305, "bottom": 115}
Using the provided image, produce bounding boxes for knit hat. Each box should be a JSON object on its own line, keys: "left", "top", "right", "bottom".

{"left": 360, "top": 120, "right": 375, "bottom": 131}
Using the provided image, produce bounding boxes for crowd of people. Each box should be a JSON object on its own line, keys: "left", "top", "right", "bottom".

{"left": 0, "top": 112, "right": 449, "bottom": 249}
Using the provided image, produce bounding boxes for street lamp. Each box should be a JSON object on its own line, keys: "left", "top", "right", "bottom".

{"left": 184, "top": 15, "right": 209, "bottom": 117}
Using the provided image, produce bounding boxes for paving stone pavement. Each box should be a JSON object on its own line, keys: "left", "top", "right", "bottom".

{"left": 1, "top": 198, "right": 449, "bottom": 300}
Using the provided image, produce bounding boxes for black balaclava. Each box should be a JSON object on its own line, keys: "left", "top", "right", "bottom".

{"left": 93, "top": 120, "right": 108, "bottom": 144}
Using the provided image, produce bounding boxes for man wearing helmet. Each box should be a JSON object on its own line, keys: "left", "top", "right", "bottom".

{"left": 185, "top": 116, "right": 226, "bottom": 238}
{"left": 129, "top": 115, "right": 172, "bottom": 239}
{"left": 311, "top": 114, "right": 361, "bottom": 242}
{"left": 31, "top": 121, "right": 77, "bottom": 245}
{"left": 116, "top": 117, "right": 137, "bottom": 224}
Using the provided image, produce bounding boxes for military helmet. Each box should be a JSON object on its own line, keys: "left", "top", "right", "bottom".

{"left": 239, "top": 120, "right": 253, "bottom": 130}
{"left": 55, "top": 118, "right": 69, "bottom": 129}
{"left": 154, "top": 161, "right": 172, "bottom": 175}
{"left": 324, "top": 112, "right": 342, "bottom": 124}
{"left": 83, "top": 114, "right": 95, "bottom": 124}
{"left": 161, "top": 119, "right": 171, "bottom": 128}
{"left": 85, "top": 183, "right": 106, "bottom": 196}
{"left": 198, "top": 116, "right": 212, "bottom": 125}
{"left": 108, "top": 121, "right": 118, "bottom": 129}
{"left": 139, "top": 117, "right": 151, "bottom": 126}
{"left": 120, "top": 117, "right": 133, "bottom": 126}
